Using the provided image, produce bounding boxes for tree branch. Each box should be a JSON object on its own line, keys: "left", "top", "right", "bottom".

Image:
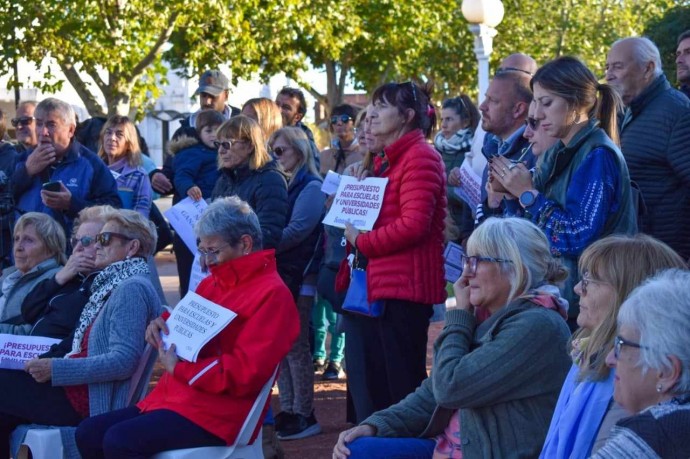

{"left": 127, "top": 10, "right": 180, "bottom": 82}
{"left": 288, "top": 73, "right": 327, "bottom": 106}
{"left": 58, "top": 62, "right": 106, "bottom": 117}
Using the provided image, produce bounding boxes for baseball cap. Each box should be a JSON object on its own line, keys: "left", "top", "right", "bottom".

{"left": 195, "top": 70, "right": 229, "bottom": 96}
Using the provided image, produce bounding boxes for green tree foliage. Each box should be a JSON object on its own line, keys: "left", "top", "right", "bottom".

{"left": 645, "top": 3, "right": 690, "bottom": 85}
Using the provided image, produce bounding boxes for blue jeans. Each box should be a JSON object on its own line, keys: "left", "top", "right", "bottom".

{"left": 348, "top": 436, "right": 436, "bottom": 459}
{"left": 76, "top": 406, "right": 225, "bottom": 459}
{"left": 312, "top": 297, "right": 345, "bottom": 363}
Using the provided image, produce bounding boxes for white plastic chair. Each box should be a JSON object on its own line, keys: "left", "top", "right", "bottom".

{"left": 151, "top": 365, "right": 279, "bottom": 459}
{"left": 14, "top": 344, "right": 157, "bottom": 459}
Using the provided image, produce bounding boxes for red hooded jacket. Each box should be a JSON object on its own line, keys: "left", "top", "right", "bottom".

{"left": 138, "top": 249, "right": 299, "bottom": 445}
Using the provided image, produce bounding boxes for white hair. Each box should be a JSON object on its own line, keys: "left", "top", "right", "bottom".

{"left": 617, "top": 269, "right": 690, "bottom": 392}
{"left": 613, "top": 37, "right": 663, "bottom": 77}
{"left": 196, "top": 196, "right": 263, "bottom": 249}
{"left": 36, "top": 97, "right": 77, "bottom": 127}
{"left": 467, "top": 217, "right": 567, "bottom": 300}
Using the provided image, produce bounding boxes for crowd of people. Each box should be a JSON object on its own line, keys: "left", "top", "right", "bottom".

{"left": 0, "top": 30, "right": 687, "bottom": 459}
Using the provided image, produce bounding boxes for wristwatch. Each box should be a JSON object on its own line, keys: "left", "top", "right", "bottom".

{"left": 519, "top": 190, "right": 539, "bottom": 208}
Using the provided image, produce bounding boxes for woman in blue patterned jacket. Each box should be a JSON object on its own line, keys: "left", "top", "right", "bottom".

{"left": 489, "top": 56, "right": 637, "bottom": 328}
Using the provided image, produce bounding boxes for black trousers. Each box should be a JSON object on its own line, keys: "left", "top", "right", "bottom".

{"left": 173, "top": 232, "right": 194, "bottom": 297}
{"left": 343, "top": 299, "right": 432, "bottom": 423}
{"left": 0, "top": 369, "right": 81, "bottom": 457}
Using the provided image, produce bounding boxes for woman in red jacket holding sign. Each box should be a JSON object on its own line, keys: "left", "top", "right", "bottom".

{"left": 75, "top": 196, "right": 300, "bottom": 457}
{"left": 342, "top": 81, "right": 447, "bottom": 423}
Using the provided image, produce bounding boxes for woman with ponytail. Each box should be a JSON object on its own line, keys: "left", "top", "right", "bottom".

{"left": 489, "top": 56, "right": 637, "bottom": 328}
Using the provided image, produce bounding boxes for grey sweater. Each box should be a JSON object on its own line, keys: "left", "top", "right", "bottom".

{"left": 363, "top": 299, "right": 571, "bottom": 458}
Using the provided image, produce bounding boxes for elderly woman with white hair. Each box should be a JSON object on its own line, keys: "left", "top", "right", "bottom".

{"left": 333, "top": 217, "right": 572, "bottom": 459}
{"left": 592, "top": 269, "right": 690, "bottom": 458}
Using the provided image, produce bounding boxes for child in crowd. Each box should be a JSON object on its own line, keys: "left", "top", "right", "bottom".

{"left": 170, "top": 109, "right": 223, "bottom": 296}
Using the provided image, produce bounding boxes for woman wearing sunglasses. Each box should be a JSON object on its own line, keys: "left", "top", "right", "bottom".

{"left": 489, "top": 56, "right": 637, "bottom": 330}
{"left": 19, "top": 206, "right": 112, "bottom": 342}
{"left": 212, "top": 115, "right": 288, "bottom": 251}
{"left": 267, "top": 126, "right": 325, "bottom": 440}
{"left": 334, "top": 217, "right": 571, "bottom": 459}
{"left": 76, "top": 197, "right": 299, "bottom": 457}
{"left": 541, "top": 234, "right": 686, "bottom": 458}
{"left": 592, "top": 269, "right": 690, "bottom": 458}
{"left": 0, "top": 212, "right": 65, "bottom": 335}
{"left": 0, "top": 208, "right": 161, "bottom": 457}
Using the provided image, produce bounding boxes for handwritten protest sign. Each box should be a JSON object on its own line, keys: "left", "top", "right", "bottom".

{"left": 0, "top": 334, "right": 60, "bottom": 370}
{"left": 322, "top": 176, "right": 388, "bottom": 231}
{"left": 453, "top": 159, "right": 482, "bottom": 210}
{"left": 164, "top": 197, "right": 208, "bottom": 253}
{"left": 162, "top": 291, "right": 237, "bottom": 362}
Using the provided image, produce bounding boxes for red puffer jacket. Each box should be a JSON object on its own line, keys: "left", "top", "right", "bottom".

{"left": 138, "top": 249, "right": 299, "bottom": 445}
{"left": 357, "top": 129, "right": 447, "bottom": 305}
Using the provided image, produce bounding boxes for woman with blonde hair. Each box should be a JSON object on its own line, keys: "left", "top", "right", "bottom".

{"left": 98, "top": 115, "right": 153, "bottom": 217}
{"left": 211, "top": 115, "right": 287, "bottom": 250}
{"left": 541, "top": 234, "right": 687, "bottom": 458}
{"left": 241, "top": 97, "right": 283, "bottom": 141}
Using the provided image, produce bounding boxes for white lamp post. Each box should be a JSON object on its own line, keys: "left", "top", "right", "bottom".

{"left": 461, "top": 0, "right": 505, "bottom": 104}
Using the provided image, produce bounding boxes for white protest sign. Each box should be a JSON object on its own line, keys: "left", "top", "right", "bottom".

{"left": 188, "top": 252, "right": 210, "bottom": 293}
{"left": 322, "top": 176, "right": 388, "bottom": 231}
{"left": 0, "top": 334, "right": 60, "bottom": 370}
{"left": 453, "top": 158, "right": 482, "bottom": 211}
{"left": 164, "top": 197, "right": 208, "bottom": 253}
{"left": 161, "top": 291, "right": 237, "bottom": 362}
{"left": 443, "top": 242, "right": 465, "bottom": 283}
{"left": 321, "top": 170, "right": 342, "bottom": 195}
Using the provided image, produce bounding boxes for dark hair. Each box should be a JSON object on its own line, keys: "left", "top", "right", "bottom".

{"left": 195, "top": 109, "right": 225, "bottom": 135}
{"left": 531, "top": 56, "right": 621, "bottom": 145}
{"left": 371, "top": 81, "right": 436, "bottom": 138}
{"left": 330, "top": 104, "right": 358, "bottom": 121}
{"left": 678, "top": 30, "right": 690, "bottom": 46}
{"left": 493, "top": 71, "right": 533, "bottom": 105}
{"left": 278, "top": 87, "right": 307, "bottom": 115}
{"left": 441, "top": 95, "right": 480, "bottom": 132}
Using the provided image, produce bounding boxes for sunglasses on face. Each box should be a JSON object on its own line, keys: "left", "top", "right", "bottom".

{"left": 525, "top": 117, "right": 540, "bottom": 130}
{"left": 11, "top": 116, "right": 35, "bottom": 128}
{"left": 330, "top": 115, "right": 353, "bottom": 125}
{"left": 96, "top": 232, "right": 132, "bottom": 246}
{"left": 213, "top": 139, "right": 246, "bottom": 150}
{"left": 71, "top": 235, "right": 96, "bottom": 248}
{"left": 272, "top": 146, "right": 289, "bottom": 157}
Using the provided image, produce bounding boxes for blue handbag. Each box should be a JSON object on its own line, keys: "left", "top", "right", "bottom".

{"left": 342, "top": 268, "right": 384, "bottom": 317}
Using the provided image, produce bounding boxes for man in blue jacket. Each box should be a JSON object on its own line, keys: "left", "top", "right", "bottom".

{"left": 12, "top": 98, "right": 121, "bottom": 238}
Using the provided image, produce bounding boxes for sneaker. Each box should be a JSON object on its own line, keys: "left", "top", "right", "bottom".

{"left": 322, "top": 361, "right": 344, "bottom": 381}
{"left": 274, "top": 411, "right": 296, "bottom": 432}
{"left": 313, "top": 358, "right": 327, "bottom": 373}
{"left": 276, "top": 411, "right": 322, "bottom": 440}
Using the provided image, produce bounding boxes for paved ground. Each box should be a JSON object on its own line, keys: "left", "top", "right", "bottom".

{"left": 154, "top": 250, "right": 444, "bottom": 459}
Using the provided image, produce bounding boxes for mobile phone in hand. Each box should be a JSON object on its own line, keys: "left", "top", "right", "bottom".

{"left": 42, "top": 181, "right": 62, "bottom": 192}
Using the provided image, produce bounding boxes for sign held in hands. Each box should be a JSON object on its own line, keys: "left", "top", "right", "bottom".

{"left": 164, "top": 197, "right": 208, "bottom": 253}
{"left": 322, "top": 175, "right": 388, "bottom": 231}
{"left": 0, "top": 334, "right": 60, "bottom": 370}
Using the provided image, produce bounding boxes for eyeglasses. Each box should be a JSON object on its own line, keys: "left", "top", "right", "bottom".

{"left": 95, "top": 232, "right": 132, "bottom": 246}
{"left": 580, "top": 271, "right": 608, "bottom": 296}
{"left": 525, "top": 117, "right": 540, "bottom": 130}
{"left": 613, "top": 335, "right": 647, "bottom": 359}
{"left": 461, "top": 255, "right": 513, "bottom": 276}
{"left": 272, "top": 146, "right": 289, "bottom": 157}
{"left": 213, "top": 139, "right": 246, "bottom": 150}
{"left": 11, "top": 116, "right": 34, "bottom": 128}
{"left": 197, "top": 244, "right": 229, "bottom": 265}
{"left": 496, "top": 67, "right": 534, "bottom": 77}
{"left": 71, "top": 235, "right": 96, "bottom": 248}
{"left": 330, "top": 114, "right": 353, "bottom": 125}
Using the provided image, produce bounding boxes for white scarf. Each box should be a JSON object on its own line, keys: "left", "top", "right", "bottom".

{"left": 66, "top": 257, "right": 150, "bottom": 357}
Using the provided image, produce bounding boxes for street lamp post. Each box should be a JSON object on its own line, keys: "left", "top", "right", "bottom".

{"left": 461, "top": 0, "right": 505, "bottom": 104}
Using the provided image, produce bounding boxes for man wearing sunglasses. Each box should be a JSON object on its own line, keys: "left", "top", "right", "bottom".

{"left": 11, "top": 101, "right": 38, "bottom": 154}
{"left": 318, "top": 104, "right": 361, "bottom": 175}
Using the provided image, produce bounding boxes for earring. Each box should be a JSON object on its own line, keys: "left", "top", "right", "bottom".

{"left": 656, "top": 384, "right": 663, "bottom": 393}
